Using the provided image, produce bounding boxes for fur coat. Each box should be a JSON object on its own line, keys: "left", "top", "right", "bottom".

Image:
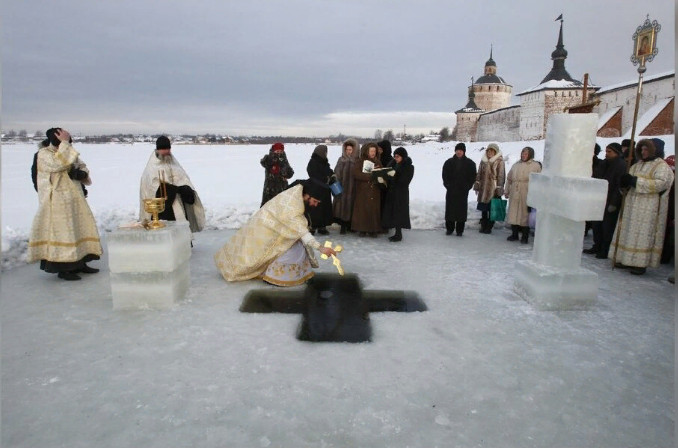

{"left": 474, "top": 149, "right": 506, "bottom": 204}
{"left": 351, "top": 144, "right": 383, "bottom": 233}
{"left": 332, "top": 138, "right": 359, "bottom": 223}
{"left": 505, "top": 158, "right": 541, "bottom": 226}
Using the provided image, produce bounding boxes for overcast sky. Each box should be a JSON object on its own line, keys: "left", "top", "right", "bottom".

{"left": 1, "top": 0, "right": 674, "bottom": 137}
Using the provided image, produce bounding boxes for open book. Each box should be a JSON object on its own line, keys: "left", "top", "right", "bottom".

{"left": 370, "top": 167, "right": 392, "bottom": 185}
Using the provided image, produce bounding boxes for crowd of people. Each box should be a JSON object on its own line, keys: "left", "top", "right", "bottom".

{"left": 27, "top": 130, "right": 673, "bottom": 286}
{"left": 584, "top": 138, "right": 674, "bottom": 280}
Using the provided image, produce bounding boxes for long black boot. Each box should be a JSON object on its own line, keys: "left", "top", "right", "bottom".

{"left": 507, "top": 225, "right": 520, "bottom": 241}
{"left": 487, "top": 220, "right": 495, "bottom": 234}
{"left": 520, "top": 226, "right": 530, "bottom": 244}
{"left": 479, "top": 218, "right": 488, "bottom": 233}
{"left": 389, "top": 227, "right": 402, "bottom": 242}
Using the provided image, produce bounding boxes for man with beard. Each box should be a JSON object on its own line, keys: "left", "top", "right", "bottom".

{"left": 611, "top": 139, "right": 674, "bottom": 275}
{"left": 442, "top": 142, "right": 477, "bottom": 236}
{"left": 139, "top": 136, "right": 205, "bottom": 233}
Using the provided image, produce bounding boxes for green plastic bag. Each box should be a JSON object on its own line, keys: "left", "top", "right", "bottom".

{"left": 490, "top": 198, "right": 507, "bottom": 222}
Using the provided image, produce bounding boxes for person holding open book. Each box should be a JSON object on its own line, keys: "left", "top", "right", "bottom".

{"left": 382, "top": 147, "right": 414, "bottom": 242}
{"left": 351, "top": 142, "right": 383, "bottom": 237}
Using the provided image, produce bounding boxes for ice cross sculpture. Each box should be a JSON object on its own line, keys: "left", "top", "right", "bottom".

{"left": 239, "top": 273, "right": 427, "bottom": 342}
{"left": 514, "top": 114, "right": 608, "bottom": 310}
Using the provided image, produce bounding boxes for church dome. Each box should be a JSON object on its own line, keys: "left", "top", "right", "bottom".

{"left": 475, "top": 73, "right": 507, "bottom": 84}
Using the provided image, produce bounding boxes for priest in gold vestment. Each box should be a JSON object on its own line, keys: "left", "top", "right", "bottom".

{"left": 27, "top": 128, "right": 102, "bottom": 281}
{"left": 214, "top": 180, "right": 336, "bottom": 286}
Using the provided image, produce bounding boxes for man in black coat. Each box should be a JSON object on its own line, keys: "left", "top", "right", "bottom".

{"left": 595, "top": 143, "right": 628, "bottom": 259}
{"left": 442, "top": 143, "right": 477, "bottom": 236}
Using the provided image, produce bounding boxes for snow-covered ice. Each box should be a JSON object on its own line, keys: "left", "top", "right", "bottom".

{"left": 1, "top": 138, "right": 674, "bottom": 447}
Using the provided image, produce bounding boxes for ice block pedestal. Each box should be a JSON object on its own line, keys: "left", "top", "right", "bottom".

{"left": 108, "top": 221, "right": 191, "bottom": 310}
{"left": 515, "top": 114, "right": 608, "bottom": 310}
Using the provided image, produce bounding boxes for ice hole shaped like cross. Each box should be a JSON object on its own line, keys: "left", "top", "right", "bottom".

{"left": 239, "top": 273, "right": 427, "bottom": 342}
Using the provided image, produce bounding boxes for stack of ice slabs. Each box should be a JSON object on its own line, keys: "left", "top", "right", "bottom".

{"left": 108, "top": 221, "right": 191, "bottom": 310}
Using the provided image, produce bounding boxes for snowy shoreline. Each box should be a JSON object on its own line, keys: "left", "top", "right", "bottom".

{"left": 3, "top": 136, "right": 674, "bottom": 271}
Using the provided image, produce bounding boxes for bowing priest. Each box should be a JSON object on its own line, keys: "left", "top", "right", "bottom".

{"left": 214, "top": 179, "right": 337, "bottom": 286}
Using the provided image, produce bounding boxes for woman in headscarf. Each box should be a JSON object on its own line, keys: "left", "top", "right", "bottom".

{"left": 504, "top": 146, "right": 541, "bottom": 244}
{"left": 260, "top": 142, "right": 294, "bottom": 206}
{"left": 381, "top": 147, "right": 414, "bottom": 242}
{"left": 351, "top": 142, "right": 383, "bottom": 237}
{"left": 332, "top": 138, "right": 359, "bottom": 234}
{"left": 474, "top": 143, "right": 505, "bottom": 234}
{"left": 306, "top": 144, "right": 334, "bottom": 235}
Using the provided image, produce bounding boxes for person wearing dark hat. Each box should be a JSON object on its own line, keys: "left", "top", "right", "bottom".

{"left": 621, "top": 138, "right": 635, "bottom": 166}
{"left": 587, "top": 142, "right": 627, "bottom": 258}
{"left": 660, "top": 153, "right": 674, "bottom": 265}
{"left": 140, "top": 136, "right": 205, "bottom": 233}
{"left": 584, "top": 143, "right": 604, "bottom": 246}
{"left": 611, "top": 139, "right": 674, "bottom": 274}
{"left": 306, "top": 144, "right": 334, "bottom": 235}
{"left": 214, "top": 179, "right": 336, "bottom": 286}
{"left": 27, "top": 128, "right": 102, "bottom": 280}
{"left": 442, "top": 142, "right": 477, "bottom": 236}
{"left": 377, "top": 140, "right": 394, "bottom": 225}
{"left": 381, "top": 147, "right": 414, "bottom": 242}
{"left": 260, "top": 142, "right": 294, "bottom": 206}
{"left": 377, "top": 140, "right": 394, "bottom": 168}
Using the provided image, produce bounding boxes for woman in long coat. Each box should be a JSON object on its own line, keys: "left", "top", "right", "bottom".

{"left": 332, "top": 138, "right": 359, "bottom": 234}
{"left": 306, "top": 144, "right": 334, "bottom": 235}
{"left": 474, "top": 143, "right": 505, "bottom": 234}
{"left": 351, "top": 142, "right": 383, "bottom": 236}
{"left": 382, "top": 147, "right": 414, "bottom": 242}
{"left": 260, "top": 142, "right": 294, "bottom": 206}
{"left": 504, "top": 146, "right": 541, "bottom": 243}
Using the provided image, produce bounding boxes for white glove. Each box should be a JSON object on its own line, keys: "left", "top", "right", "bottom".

{"left": 377, "top": 177, "right": 386, "bottom": 185}
{"left": 387, "top": 170, "right": 396, "bottom": 177}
